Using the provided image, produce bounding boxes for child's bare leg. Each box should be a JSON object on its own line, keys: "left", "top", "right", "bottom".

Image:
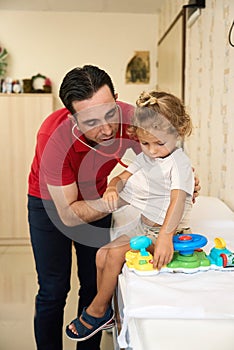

{"left": 87, "top": 240, "right": 130, "bottom": 317}
{"left": 95, "top": 247, "right": 108, "bottom": 292}
{"left": 68, "top": 235, "right": 130, "bottom": 333}
{"left": 95, "top": 235, "right": 130, "bottom": 291}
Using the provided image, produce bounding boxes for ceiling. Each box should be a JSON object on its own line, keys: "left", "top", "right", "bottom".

{"left": 0, "top": 0, "right": 163, "bottom": 14}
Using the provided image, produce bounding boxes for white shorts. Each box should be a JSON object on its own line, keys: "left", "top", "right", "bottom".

{"left": 111, "top": 216, "right": 190, "bottom": 244}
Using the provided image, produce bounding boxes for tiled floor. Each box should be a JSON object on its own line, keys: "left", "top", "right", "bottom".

{"left": 0, "top": 244, "right": 114, "bottom": 350}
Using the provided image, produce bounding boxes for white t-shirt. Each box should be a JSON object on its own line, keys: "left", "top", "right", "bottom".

{"left": 120, "top": 148, "right": 194, "bottom": 228}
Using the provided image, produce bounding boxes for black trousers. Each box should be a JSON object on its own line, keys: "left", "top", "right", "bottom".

{"left": 27, "top": 195, "right": 112, "bottom": 350}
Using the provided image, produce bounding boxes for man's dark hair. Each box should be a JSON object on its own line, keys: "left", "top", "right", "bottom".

{"left": 59, "top": 65, "right": 115, "bottom": 114}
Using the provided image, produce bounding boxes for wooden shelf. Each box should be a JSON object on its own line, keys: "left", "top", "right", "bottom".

{"left": 0, "top": 93, "right": 53, "bottom": 96}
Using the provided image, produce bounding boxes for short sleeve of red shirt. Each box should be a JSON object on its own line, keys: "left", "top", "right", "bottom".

{"left": 39, "top": 124, "right": 76, "bottom": 187}
{"left": 28, "top": 110, "right": 77, "bottom": 199}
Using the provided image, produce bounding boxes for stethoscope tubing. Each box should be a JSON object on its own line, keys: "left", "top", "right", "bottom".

{"left": 71, "top": 105, "right": 128, "bottom": 168}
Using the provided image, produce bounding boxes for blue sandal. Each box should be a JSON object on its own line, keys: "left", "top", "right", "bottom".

{"left": 66, "top": 307, "right": 115, "bottom": 341}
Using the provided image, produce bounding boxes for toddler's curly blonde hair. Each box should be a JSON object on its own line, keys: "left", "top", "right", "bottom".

{"left": 128, "top": 91, "right": 192, "bottom": 139}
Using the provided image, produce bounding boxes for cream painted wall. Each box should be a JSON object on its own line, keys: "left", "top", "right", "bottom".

{"left": 0, "top": 10, "right": 158, "bottom": 108}
{"left": 3, "top": 3, "right": 233, "bottom": 211}
{"left": 159, "top": 0, "right": 234, "bottom": 211}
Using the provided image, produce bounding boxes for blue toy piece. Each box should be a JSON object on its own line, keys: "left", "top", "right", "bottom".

{"left": 209, "top": 247, "right": 233, "bottom": 267}
{"left": 130, "top": 236, "right": 152, "bottom": 256}
{"left": 207, "top": 237, "right": 234, "bottom": 267}
{"left": 173, "top": 234, "right": 208, "bottom": 255}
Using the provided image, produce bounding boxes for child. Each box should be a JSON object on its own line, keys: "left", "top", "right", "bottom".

{"left": 66, "top": 90, "right": 194, "bottom": 341}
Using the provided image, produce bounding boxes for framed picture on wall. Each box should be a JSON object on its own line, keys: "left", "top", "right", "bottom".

{"left": 125, "top": 51, "right": 150, "bottom": 84}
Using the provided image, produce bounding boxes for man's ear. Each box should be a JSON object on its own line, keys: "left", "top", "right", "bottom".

{"left": 67, "top": 113, "right": 78, "bottom": 127}
{"left": 114, "top": 93, "right": 118, "bottom": 100}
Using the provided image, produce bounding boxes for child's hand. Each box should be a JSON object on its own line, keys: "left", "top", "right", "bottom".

{"left": 153, "top": 233, "right": 174, "bottom": 270}
{"left": 103, "top": 187, "right": 119, "bottom": 212}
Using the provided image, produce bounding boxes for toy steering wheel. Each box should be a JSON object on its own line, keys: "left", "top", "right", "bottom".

{"left": 173, "top": 234, "right": 207, "bottom": 255}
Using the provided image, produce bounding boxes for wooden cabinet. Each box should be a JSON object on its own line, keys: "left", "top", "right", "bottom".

{"left": 0, "top": 93, "right": 54, "bottom": 245}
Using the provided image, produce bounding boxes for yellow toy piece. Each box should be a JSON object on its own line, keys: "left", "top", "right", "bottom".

{"left": 126, "top": 250, "right": 154, "bottom": 271}
{"left": 214, "top": 237, "right": 226, "bottom": 249}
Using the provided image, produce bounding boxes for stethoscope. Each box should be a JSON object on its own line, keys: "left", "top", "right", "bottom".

{"left": 71, "top": 104, "right": 128, "bottom": 168}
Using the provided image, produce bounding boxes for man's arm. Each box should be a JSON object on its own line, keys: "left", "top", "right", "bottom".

{"left": 47, "top": 182, "right": 110, "bottom": 227}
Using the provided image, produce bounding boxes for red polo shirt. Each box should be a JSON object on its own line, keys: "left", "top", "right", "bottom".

{"left": 28, "top": 101, "right": 140, "bottom": 200}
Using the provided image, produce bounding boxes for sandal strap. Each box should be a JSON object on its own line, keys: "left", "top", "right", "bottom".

{"left": 72, "top": 316, "right": 92, "bottom": 337}
{"left": 81, "top": 307, "right": 112, "bottom": 327}
{"left": 66, "top": 307, "right": 114, "bottom": 340}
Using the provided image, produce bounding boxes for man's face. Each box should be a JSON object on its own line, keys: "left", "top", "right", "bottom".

{"left": 72, "top": 85, "right": 119, "bottom": 145}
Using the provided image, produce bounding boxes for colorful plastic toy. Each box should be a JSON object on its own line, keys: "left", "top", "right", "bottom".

{"left": 167, "top": 234, "right": 210, "bottom": 272}
{"left": 125, "top": 234, "right": 234, "bottom": 275}
{"left": 208, "top": 237, "right": 234, "bottom": 268}
{"left": 126, "top": 236, "right": 154, "bottom": 273}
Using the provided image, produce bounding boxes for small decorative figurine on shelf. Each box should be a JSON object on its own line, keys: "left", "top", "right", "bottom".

{"left": 12, "top": 80, "right": 23, "bottom": 93}
{"left": 31, "top": 73, "right": 46, "bottom": 93}
{"left": 31, "top": 73, "right": 52, "bottom": 93}
{"left": 2, "top": 77, "right": 12, "bottom": 93}
{"left": 125, "top": 234, "right": 234, "bottom": 275}
{"left": 22, "top": 79, "right": 33, "bottom": 93}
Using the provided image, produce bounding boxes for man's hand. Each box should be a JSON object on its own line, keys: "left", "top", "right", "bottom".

{"left": 193, "top": 171, "right": 201, "bottom": 203}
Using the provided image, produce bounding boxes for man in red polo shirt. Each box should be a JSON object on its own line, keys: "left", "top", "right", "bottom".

{"left": 28, "top": 65, "right": 200, "bottom": 350}
{"left": 28, "top": 65, "right": 142, "bottom": 350}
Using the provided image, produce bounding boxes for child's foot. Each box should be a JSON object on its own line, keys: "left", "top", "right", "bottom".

{"left": 66, "top": 307, "right": 115, "bottom": 341}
